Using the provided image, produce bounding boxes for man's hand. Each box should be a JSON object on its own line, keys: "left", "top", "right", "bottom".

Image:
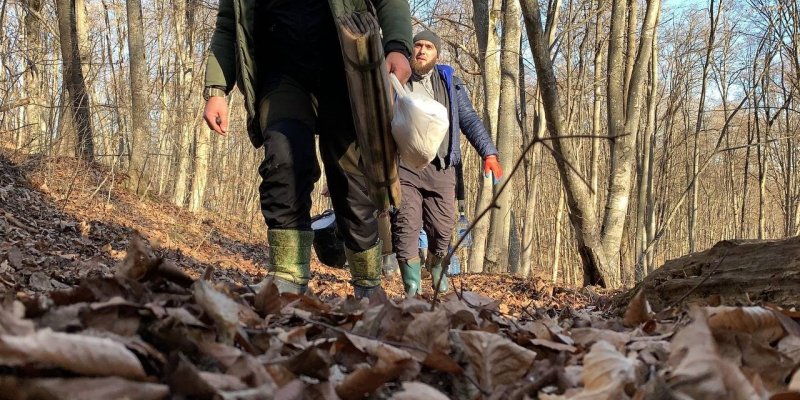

{"left": 386, "top": 52, "right": 411, "bottom": 84}
{"left": 204, "top": 97, "right": 229, "bottom": 136}
{"left": 483, "top": 155, "right": 503, "bottom": 185}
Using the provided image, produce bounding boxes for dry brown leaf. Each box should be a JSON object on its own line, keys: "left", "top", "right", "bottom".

{"left": 402, "top": 309, "right": 450, "bottom": 361}
{"left": 453, "top": 330, "right": 537, "bottom": 391}
{"left": 439, "top": 296, "right": 480, "bottom": 328}
{"left": 715, "top": 331, "right": 795, "bottom": 392}
{"left": 460, "top": 291, "right": 500, "bottom": 310}
{"left": 115, "top": 235, "right": 159, "bottom": 281}
{"left": 194, "top": 280, "right": 240, "bottom": 344}
{"left": 582, "top": 340, "right": 636, "bottom": 389}
{"left": 706, "top": 306, "right": 785, "bottom": 343}
{"left": 0, "top": 303, "right": 34, "bottom": 336}
{"left": 623, "top": 290, "right": 652, "bottom": 327}
{"left": 569, "top": 340, "right": 635, "bottom": 400}
{"left": 669, "top": 308, "right": 763, "bottom": 400}
{"left": 571, "top": 327, "right": 631, "bottom": 350}
{"left": 254, "top": 277, "right": 282, "bottom": 317}
{"left": 0, "top": 376, "right": 168, "bottom": 400}
{"left": 0, "top": 328, "right": 146, "bottom": 380}
{"left": 529, "top": 338, "right": 577, "bottom": 353}
{"left": 788, "top": 368, "right": 800, "bottom": 392}
{"left": 336, "top": 334, "right": 420, "bottom": 400}
{"left": 390, "top": 381, "right": 450, "bottom": 400}
{"left": 778, "top": 335, "right": 800, "bottom": 363}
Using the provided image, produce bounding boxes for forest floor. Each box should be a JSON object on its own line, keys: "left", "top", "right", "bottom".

{"left": 1, "top": 151, "right": 799, "bottom": 399}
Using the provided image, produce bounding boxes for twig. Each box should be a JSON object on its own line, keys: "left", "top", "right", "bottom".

{"left": 664, "top": 252, "right": 727, "bottom": 310}
{"left": 294, "top": 313, "right": 427, "bottom": 353}
{"left": 430, "top": 129, "right": 612, "bottom": 309}
{"left": 3, "top": 212, "right": 37, "bottom": 234}
{"left": 60, "top": 160, "right": 84, "bottom": 208}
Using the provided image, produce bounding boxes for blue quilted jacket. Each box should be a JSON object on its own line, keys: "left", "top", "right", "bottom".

{"left": 435, "top": 64, "right": 498, "bottom": 167}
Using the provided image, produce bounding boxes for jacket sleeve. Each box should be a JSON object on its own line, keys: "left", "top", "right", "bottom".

{"left": 204, "top": 0, "right": 237, "bottom": 92}
{"left": 455, "top": 76, "right": 498, "bottom": 158}
{"left": 372, "top": 0, "right": 413, "bottom": 56}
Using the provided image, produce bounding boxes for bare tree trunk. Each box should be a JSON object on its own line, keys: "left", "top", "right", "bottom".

{"left": 190, "top": 125, "right": 210, "bottom": 212}
{"left": 519, "top": 41, "right": 538, "bottom": 277}
{"left": 486, "top": 0, "right": 521, "bottom": 273}
{"left": 171, "top": 0, "right": 195, "bottom": 207}
{"left": 126, "top": 0, "right": 150, "bottom": 193}
{"left": 521, "top": 0, "right": 660, "bottom": 288}
{"left": 688, "top": 0, "right": 722, "bottom": 252}
{"left": 636, "top": 32, "right": 658, "bottom": 279}
{"left": 551, "top": 187, "right": 565, "bottom": 284}
{"left": 591, "top": 1, "right": 604, "bottom": 206}
{"left": 55, "top": 0, "right": 94, "bottom": 161}
{"left": 468, "top": 0, "right": 502, "bottom": 273}
{"left": 22, "top": 0, "right": 46, "bottom": 154}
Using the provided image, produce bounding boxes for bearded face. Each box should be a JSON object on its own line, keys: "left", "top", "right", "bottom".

{"left": 411, "top": 40, "right": 438, "bottom": 75}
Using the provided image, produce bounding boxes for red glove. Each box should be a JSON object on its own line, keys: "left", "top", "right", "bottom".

{"left": 483, "top": 155, "right": 503, "bottom": 185}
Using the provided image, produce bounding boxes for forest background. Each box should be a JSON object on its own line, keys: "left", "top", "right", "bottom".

{"left": 1, "top": 0, "right": 798, "bottom": 290}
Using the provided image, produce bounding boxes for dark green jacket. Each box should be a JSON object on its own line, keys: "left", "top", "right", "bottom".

{"left": 204, "top": 0, "right": 413, "bottom": 148}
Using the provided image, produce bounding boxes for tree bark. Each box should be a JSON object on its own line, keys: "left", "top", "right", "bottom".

{"left": 126, "top": 0, "right": 150, "bottom": 193}
{"left": 468, "top": 0, "right": 502, "bottom": 273}
{"left": 521, "top": 0, "right": 660, "bottom": 288}
{"left": 55, "top": 0, "right": 94, "bottom": 161}
{"left": 617, "top": 237, "right": 800, "bottom": 311}
{"left": 485, "top": 0, "right": 521, "bottom": 273}
{"left": 23, "top": 0, "right": 46, "bottom": 154}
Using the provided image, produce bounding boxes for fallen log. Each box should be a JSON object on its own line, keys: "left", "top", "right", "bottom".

{"left": 616, "top": 237, "right": 800, "bottom": 310}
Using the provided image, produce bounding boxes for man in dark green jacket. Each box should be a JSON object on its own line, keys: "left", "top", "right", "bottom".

{"left": 202, "top": 0, "right": 412, "bottom": 298}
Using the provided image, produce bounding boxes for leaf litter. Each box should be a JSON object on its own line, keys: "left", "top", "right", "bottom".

{"left": 2, "top": 156, "right": 800, "bottom": 399}
{"left": 0, "top": 235, "right": 797, "bottom": 399}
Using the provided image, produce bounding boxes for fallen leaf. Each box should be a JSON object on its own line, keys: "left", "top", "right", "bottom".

{"left": 194, "top": 280, "right": 239, "bottom": 344}
{"left": 0, "top": 304, "right": 34, "bottom": 335}
{"left": 0, "top": 328, "right": 146, "bottom": 380}
{"left": 790, "top": 368, "right": 800, "bottom": 391}
{"left": 669, "top": 308, "right": 763, "bottom": 400}
{"left": 0, "top": 376, "right": 168, "bottom": 400}
{"left": 623, "top": 290, "right": 652, "bottom": 327}
{"left": 571, "top": 340, "right": 636, "bottom": 399}
{"left": 336, "top": 335, "right": 420, "bottom": 400}
{"left": 6, "top": 246, "right": 23, "bottom": 269}
{"left": 529, "top": 338, "right": 577, "bottom": 353}
{"left": 115, "top": 235, "right": 159, "bottom": 281}
{"left": 706, "top": 306, "right": 785, "bottom": 343}
{"left": 402, "top": 309, "right": 450, "bottom": 361}
{"left": 453, "top": 330, "right": 537, "bottom": 392}
{"left": 254, "top": 278, "right": 282, "bottom": 317}
{"left": 571, "top": 328, "right": 631, "bottom": 350}
{"left": 390, "top": 381, "right": 450, "bottom": 400}
{"left": 715, "top": 330, "right": 795, "bottom": 392}
{"left": 778, "top": 335, "right": 800, "bottom": 363}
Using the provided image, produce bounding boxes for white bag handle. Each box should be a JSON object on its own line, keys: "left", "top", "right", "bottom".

{"left": 389, "top": 73, "right": 408, "bottom": 98}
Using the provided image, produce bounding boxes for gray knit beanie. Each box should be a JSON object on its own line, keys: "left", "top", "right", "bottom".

{"left": 413, "top": 30, "right": 442, "bottom": 53}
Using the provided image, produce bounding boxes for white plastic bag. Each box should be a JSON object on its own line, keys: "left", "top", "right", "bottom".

{"left": 389, "top": 73, "right": 449, "bottom": 170}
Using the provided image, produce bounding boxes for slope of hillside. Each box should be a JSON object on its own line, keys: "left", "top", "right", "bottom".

{"left": 0, "top": 153, "right": 566, "bottom": 313}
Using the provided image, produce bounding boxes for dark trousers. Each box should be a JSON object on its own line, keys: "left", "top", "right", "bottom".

{"left": 254, "top": 0, "right": 377, "bottom": 252}
{"left": 391, "top": 161, "right": 457, "bottom": 262}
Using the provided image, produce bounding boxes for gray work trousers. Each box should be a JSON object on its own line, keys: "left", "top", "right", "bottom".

{"left": 391, "top": 160, "right": 456, "bottom": 262}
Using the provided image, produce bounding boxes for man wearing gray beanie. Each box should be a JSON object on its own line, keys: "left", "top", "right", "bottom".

{"left": 391, "top": 30, "right": 502, "bottom": 297}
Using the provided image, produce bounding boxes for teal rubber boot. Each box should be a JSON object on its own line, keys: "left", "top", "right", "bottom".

{"left": 253, "top": 229, "right": 313, "bottom": 294}
{"left": 425, "top": 252, "right": 449, "bottom": 293}
{"left": 346, "top": 240, "right": 383, "bottom": 299}
{"left": 399, "top": 258, "right": 422, "bottom": 297}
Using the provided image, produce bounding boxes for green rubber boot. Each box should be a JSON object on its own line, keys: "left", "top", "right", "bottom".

{"left": 346, "top": 240, "right": 383, "bottom": 299}
{"left": 399, "top": 258, "right": 422, "bottom": 297}
{"left": 425, "top": 252, "right": 449, "bottom": 293}
{"left": 253, "top": 229, "right": 313, "bottom": 294}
